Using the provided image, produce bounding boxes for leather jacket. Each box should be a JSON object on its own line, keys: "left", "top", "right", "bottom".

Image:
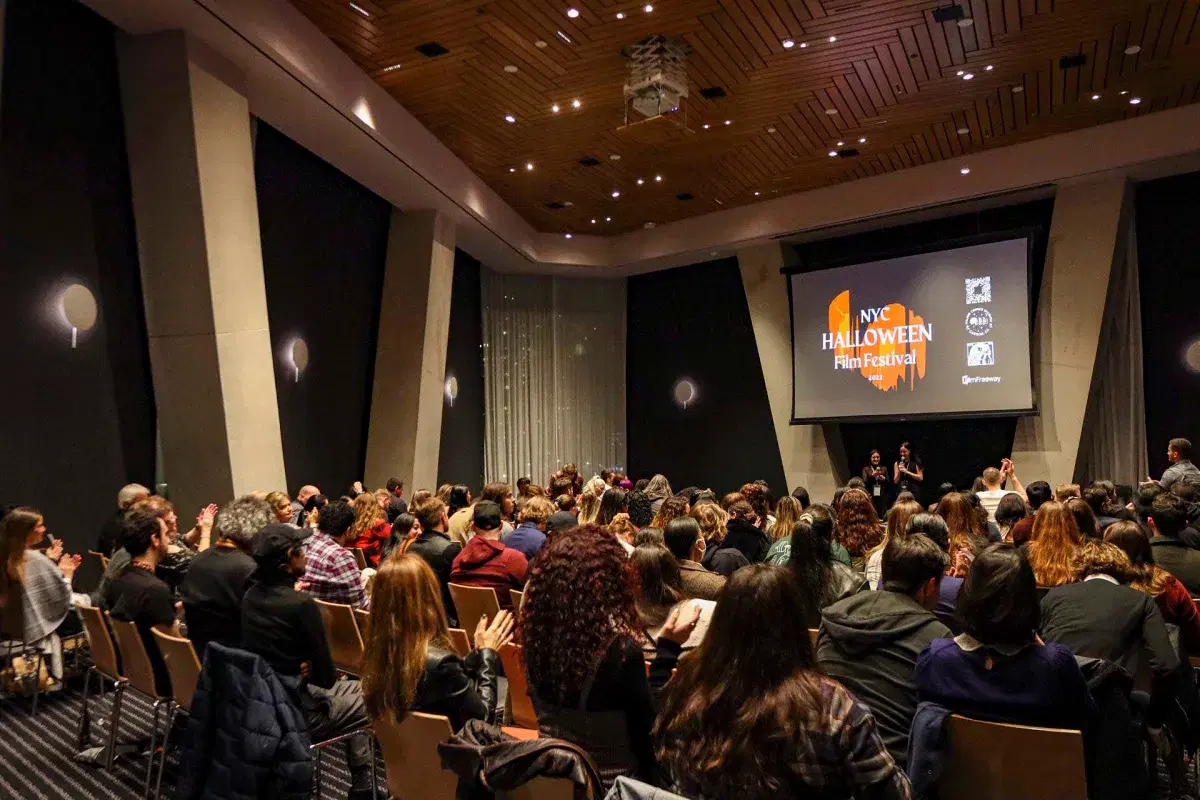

{"left": 413, "top": 645, "right": 502, "bottom": 731}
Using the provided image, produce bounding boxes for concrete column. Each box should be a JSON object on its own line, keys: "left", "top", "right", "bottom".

{"left": 364, "top": 209, "right": 456, "bottom": 492}
{"left": 118, "top": 31, "right": 286, "bottom": 515}
{"left": 738, "top": 242, "right": 840, "bottom": 502}
{"left": 1012, "top": 177, "right": 1131, "bottom": 483}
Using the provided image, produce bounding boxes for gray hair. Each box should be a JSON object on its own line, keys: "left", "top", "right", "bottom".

{"left": 117, "top": 483, "right": 150, "bottom": 510}
{"left": 213, "top": 496, "right": 274, "bottom": 547}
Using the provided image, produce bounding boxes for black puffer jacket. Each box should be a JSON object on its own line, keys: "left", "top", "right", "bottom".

{"left": 721, "top": 518, "right": 770, "bottom": 563}
{"left": 413, "top": 645, "right": 502, "bottom": 731}
{"left": 178, "top": 642, "right": 313, "bottom": 800}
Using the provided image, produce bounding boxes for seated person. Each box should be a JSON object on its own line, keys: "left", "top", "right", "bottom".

{"left": 789, "top": 517, "right": 866, "bottom": 628}
{"left": 818, "top": 535, "right": 951, "bottom": 768}
{"left": 241, "top": 524, "right": 374, "bottom": 799}
{"left": 663, "top": 516, "right": 725, "bottom": 601}
{"left": 361, "top": 553, "right": 513, "bottom": 731}
{"left": 504, "top": 497, "right": 554, "bottom": 561}
{"left": 630, "top": 544, "right": 715, "bottom": 652}
{"left": 916, "top": 544, "right": 1095, "bottom": 731}
{"left": 348, "top": 493, "right": 390, "bottom": 567}
{"left": 407, "top": 495, "right": 461, "bottom": 623}
{"left": 1009, "top": 480, "right": 1052, "bottom": 545}
{"left": 905, "top": 513, "right": 962, "bottom": 633}
{"left": 449, "top": 502, "right": 527, "bottom": 610}
{"left": 521, "top": 524, "right": 692, "bottom": 788}
{"left": 1105, "top": 521, "right": 1200, "bottom": 655}
{"left": 97, "top": 483, "right": 149, "bottom": 557}
{"left": 179, "top": 496, "right": 274, "bottom": 656}
{"left": 1147, "top": 492, "right": 1200, "bottom": 594}
{"left": 1041, "top": 540, "right": 1180, "bottom": 729}
{"left": 302, "top": 501, "right": 368, "bottom": 609}
{"left": 655, "top": 564, "right": 911, "bottom": 800}
{"left": 108, "top": 508, "right": 180, "bottom": 697}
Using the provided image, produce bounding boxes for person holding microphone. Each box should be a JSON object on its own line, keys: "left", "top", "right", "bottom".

{"left": 862, "top": 449, "right": 890, "bottom": 517}
{"left": 894, "top": 441, "right": 925, "bottom": 504}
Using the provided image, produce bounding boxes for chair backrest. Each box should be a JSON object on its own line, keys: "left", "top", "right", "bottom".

{"left": 938, "top": 714, "right": 1087, "bottom": 800}
{"left": 498, "top": 643, "right": 538, "bottom": 729}
{"left": 447, "top": 628, "right": 471, "bottom": 658}
{"left": 509, "top": 589, "right": 524, "bottom": 610}
{"left": 87, "top": 549, "right": 110, "bottom": 570}
{"left": 497, "top": 778, "right": 578, "bottom": 800}
{"left": 78, "top": 605, "right": 121, "bottom": 680}
{"left": 108, "top": 614, "right": 165, "bottom": 698}
{"left": 354, "top": 608, "right": 371, "bottom": 638}
{"left": 448, "top": 583, "right": 501, "bottom": 647}
{"left": 352, "top": 548, "right": 368, "bottom": 571}
{"left": 314, "top": 599, "right": 365, "bottom": 674}
{"left": 373, "top": 710, "right": 458, "bottom": 800}
{"left": 808, "top": 628, "right": 819, "bottom": 649}
{"left": 151, "top": 628, "right": 202, "bottom": 712}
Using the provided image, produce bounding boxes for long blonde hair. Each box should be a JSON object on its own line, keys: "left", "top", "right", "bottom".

{"left": 361, "top": 554, "right": 451, "bottom": 722}
{"left": 577, "top": 492, "right": 600, "bottom": 525}
{"left": 691, "top": 503, "right": 727, "bottom": 544}
{"left": 1026, "top": 501, "right": 1082, "bottom": 587}
{"left": 350, "top": 493, "right": 385, "bottom": 540}
{"left": 770, "top": 496, "right": 803, "bottom": 543}
{"left": 867, "top": 500, "right": 923, "bottom": 560}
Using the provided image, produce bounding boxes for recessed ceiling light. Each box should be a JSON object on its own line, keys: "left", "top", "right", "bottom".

{"left": 963, "top": 73, "right": 974, "bottom": 80}
{"left": 349, "top": 2, "right": 371, "bottom": 17}
{"left": 754, "top": 190, "right": 761, "bottom": 196}
{"left": 837, "top": 140, "right": 844, "bottom": 146}
{"left": 644, "top": 222, "right": 656, "bottom": 229}
{"left": 644, "top": 3, "right": 653, "bottom": 11}
{"left": 829, "top": 36, "right": 837, "bottom": 43}
{"left": 766, "top": 126, "right": 776, "bottom": 133}
{"left": 504, "top": 65, "right": 519, "bottom": 74}
{"left": 1120, "top": 90, "right": 1128, "bottom": 95}
{"left": 535, "top": 40, "right": 548, "bottom": 48}
{"left": 551, "top": 103, "right": 560, "bottom": 113}
{"left": 380, "top": 63, "right": 403, "bottom": 73}
{"left": 637, "top": 178, "right": 645, "bottom": 185}
{"left": 655, "top": 175, "right": 663, "bottom": 182}
{"left": 800, "top": 42, "right": 808, "bottom": 48}
{"left": 957, "top": 127, "right": 969, "bottom": 134}
{"left": 1012, "top": 85, "right": 1024, "bottom": 93}
{"left": 957, "top": 70, "right": 964, "bottom": 76}
{"left": 563, "top": 201, "right": 573, "bottom": 207}
{"left": 1125, "top": 45, "right": 1142, "bottom": 55}
{"left": 605, "top": 216, "right": 612, "bottom": 221}
{"left": 526, "top": 162, "right": 534, "bottom": 171}
{"left": 1130, "top": 97, "right": 1142, "bottom": 105}
{"left": 504, "top": 114, "right": 516, "bottom": 123}
{"left": 616, "top": 12, "right": 625, "bottom": 19}
{"left": 564, "top": 233, "right": 573, "bottom": 238}
{"left": 590, "top": 219, "right": 597, "bottom": 224}
{"left": 829, "top": 150, "right": 838, "bottom": 157}
{"left": 703, "top": 123, "right": 711, "bottom": 129}
{"left": 1091, "top": 94, "right": 1100, "bottom": 101}
{"left": 724, "top": 119, "right": 732, "bottom": 125}
{"left": 824, "top": 108, "right": 838, "bottom": 115}
{"left": 509, "top": 167, "right": 516, "bottom": 173}
{"left": 612, "top": 190, "right": 621, "bottom": 198}
{"left": 858, "top": 137, "right": 866, "bottom": 143}
{"left": 572, "top": 98, "right": 582, "bottom": 108}
{"left": 985, "top": 65, "right": 993, "bottom": 71}
{"left": 556, "top": 30, "right": 573, "bottom": 43}
{"left": 783, "top": 39, "right": 795, "bottom": 49}
{"left": 566, "top": 7, "right": 580, "bottom": 18}
{"left": 960, "top": 167, "right": 971, "bottom": 175}
{"left": 609, "top": 154, "right": 621, "bottom": 160}
{"left": 957, "top": 17, "right": 974, "bottom": 27}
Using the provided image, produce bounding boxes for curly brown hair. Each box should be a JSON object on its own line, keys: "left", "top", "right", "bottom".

{"left": 518, "top": 523, "right": 639, "bottom": 706}
{"left": 835, "top": 489, "right": 882, "bottom": 557}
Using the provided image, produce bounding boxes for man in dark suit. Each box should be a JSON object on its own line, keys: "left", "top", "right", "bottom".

{"left": 385, "top": 477, "right": 407, "bottom": 524}
{"left": 1148, "top": 493, "right": 1200, "bottom": 594}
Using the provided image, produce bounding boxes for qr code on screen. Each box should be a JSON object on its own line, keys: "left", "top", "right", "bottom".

{"left": 965, "top": 276, "right": 992, "bottom": 304}
{"left": 967, "top": 341, "right": 995, "bottom": 367}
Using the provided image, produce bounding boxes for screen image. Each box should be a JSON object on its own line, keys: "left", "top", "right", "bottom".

{"left": 789, "top": 237, "right": 1035, "bottom": 422}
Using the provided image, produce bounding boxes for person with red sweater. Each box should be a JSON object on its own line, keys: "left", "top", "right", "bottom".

{"left": 1105, "top": 520, "right": 1200, "bottom": 655}
{"left": 450, "top": 501, "right": 528, "bottom": 609}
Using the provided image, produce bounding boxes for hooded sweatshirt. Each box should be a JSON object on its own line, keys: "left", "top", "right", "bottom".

{"left": 450, "top": 535, "right": 528, "bottom": 609}
{"left": 816, "top": 590, "right": 950, "bottom": 767}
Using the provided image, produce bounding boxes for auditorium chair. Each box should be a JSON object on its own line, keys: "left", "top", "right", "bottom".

{"left": 315, "top": 598, "right": 366, "bottom": 675}
{"left": 149, "top": 629, "right": 202, "bottom": 799}
{"left": 77, "top": 606, "right": 128, "bottom": 769}
{"left": 808, "top": 628, "right": 819, "bottom": 648}
{"left": 355, "top": 607, "right": 371, "bottom": 637}
{"left": 448, "top": 583, "right": 501, "bottom": 647}
{"left": 498, "top": 643, "right": 538, "bottom": 729}
{"left": 0, "top": 588, "right": 45, "bottom": 716}
{"left": 447, "top": 628, "right": 471, "bottom": 658}
{"left": 510, "top": 589, "right": 524, "bottom": 610}
{"left": 352, "top": 547, "right": 369, "bottom": 571}
{"left": 108, "top": 616, "right": 174, "bottom": 797}
{"left": 937, "top": 714, "right": 1086, "bottom": 800}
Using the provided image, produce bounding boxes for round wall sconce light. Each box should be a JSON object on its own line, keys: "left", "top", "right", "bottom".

{"left": 60, "top": 283, "right": 97, "bottom": 349}
{"left": 673, "top": 378, "right": 698, "bottom": 410}
{"left": 288, "top": 338, "right": 309, "bottom": 382}
{"left": 445, "top": 375, "right": 459, "bottom": 407}
{"left": 1185, "top": 339, "right": 1200, "bottom": 374}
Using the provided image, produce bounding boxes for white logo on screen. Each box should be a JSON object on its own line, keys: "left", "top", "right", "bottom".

{"left": 965, "top": 276, "right": 992, "bottom": 304}
{"left": 963, "top": 375, "right": 1002, "bottom": 385}
{"left": 966, "top": 341, "right": 995, "bottom": 367}
{"left": 965, "top": 308, "right": 993, "bottom": 336}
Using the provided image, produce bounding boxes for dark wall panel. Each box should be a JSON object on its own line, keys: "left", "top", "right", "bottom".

{"left": 1137, "top": 171, "right": 1200, "bottom": 477}
{"left": 437, "top": 252, "right": 485, "bottom": 489}
{"left": 0, "top": 0, "right": 155, "bottom": 552}
{"left": 628, "top": 258, "right": 787, "bottom": 497}
{"left": 255, "top": 122, "right": 391, "bottom": 498}
{"left": 792, "top": 199, "right": 1054, "bottom": 498}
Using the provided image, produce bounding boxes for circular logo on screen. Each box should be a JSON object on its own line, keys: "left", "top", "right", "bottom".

{"left": 965, "top": 307, "right": 993, "bottom": 336}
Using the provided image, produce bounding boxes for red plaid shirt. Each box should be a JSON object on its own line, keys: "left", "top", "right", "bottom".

{"left": 303, "top": 531, "right": 368, "bottom": 609}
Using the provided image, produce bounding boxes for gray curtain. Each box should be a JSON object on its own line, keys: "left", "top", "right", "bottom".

{"left": 482, "top": 272, "right": 626, "bottom": 486}
{"left": 1077, "top": 216, "right": 1147, "bottom": 484}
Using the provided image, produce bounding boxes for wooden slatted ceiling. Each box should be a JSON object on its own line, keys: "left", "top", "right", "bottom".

{"left": 290, "top": 0, "right": 1200, "bottom": 233}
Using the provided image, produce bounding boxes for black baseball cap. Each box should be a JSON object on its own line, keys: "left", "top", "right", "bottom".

{"left": 473, "top": 501, "right": 502, "bottom": 532}
{"left": 252, "top": 523, "right": 312, "bottom": 565}
{"left": 546, "top": 511, "right": 579, "bottom": 534}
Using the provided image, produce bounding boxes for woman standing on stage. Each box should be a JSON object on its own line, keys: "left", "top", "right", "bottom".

{"left": 894, "top": 441, "right": 925, "bottom": 504}
{"left": 861, "top": 449, "right": 891, "bottom": 518}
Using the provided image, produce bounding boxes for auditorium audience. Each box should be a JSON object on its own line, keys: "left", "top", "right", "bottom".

{"left": 1083, "top": 484, "right": 1124, "bottom": 530}
{"left": 302, "top": 500, "right": 368, "bottom": 610}
{"left": 704, "top": 501, "right": 762, "bottom": 575}
{"left": 1024, "top": 500, "right": 1082, "bottom": 588}
{"left": 628, "top": 490, "right": 654, "bottom": 529}
{"left": 1067, "top": 496, "right": 1101, "bottom": 541}
{"left": 291, "top": 484, "right": 320, "bottom": 525}
{"left": 179, "top": 495, "right": 273, "bottom": 656}
{"left": 994, "top": 492, "right": 1029, "bottom": 541}
{"left": 630, "top": 543, "right": 714, "bottom": 652}
{"left": 264, "top": 491, "right": 294, "bottom": 524}
{"left": 521, "top": 523, "right": 689, "bottom": 787}
{"left": 97, "top": 482, "right": 149, "bottom": 557}
{"left": 449, "top": 501, "right": 527, "bottom": 610}
{"left": 504, "top": 496, "right": 554, "bottom": 561}
{"left": 975, "top": 461, "right": 1025, "bottom": 521}
{"left": 1009, "top": 479, "right": 1052, "bottom": 546}
{"left": 1105, "top": 520, "right": 1200, "bottom": 654}
{"left": 655, "top": 563, "right": 911, "bottom": 799}
{"left": 934, "top": 492, "right": 989, "bottom": 577}
{"left": 349, "top": 492, "right": 389, "bottom": 567}
{"left": 865, "top": 500, "right": 922, "bottom": 590}
{"left": 240, "top": 523, "right": 374, "bottom": 799}
{"left": 790, "top": 518, "right": 866, "bottom": 628}
{"left": 836, "top": 488, "right": 883, "bottom": 570}
{"left": 407, "top": 495, "right": 461, "bottom": 623}
{"left": 577, "top": 491, "right": 601, "bottom": 525}
{"left": 904, "top": 513, "right": 961, "bottom": 632}
{"left": 643, "top": 474, "right": 673, "bottom": 515}
{"left": 1147, "top": 492, "right": 1200, "bottom": 594}
{"left": 546, "top": 510, "right": 579, "bottom": 535}
{"left": 446, "top": 485, "right": 475, "bottom": 545}
{"left": 598, "top": 487, "right": 629, "bottom": 526}
{"left": 361, "top": 554, "right": 512, "bottom": 730}
{"left": 819, "top": 535, "right": 949, "bottom": 767}
{"left": 383, "top": 478, "right": 407, "bottom": 523}
{"left": 915, "top": 544, "right": 1095, "bottom": 730}
{"left": 649, "top": 495, "right": 689, "bottom": 530}
{"left": 662, "top": 516, "right": 725, "bottom": 601}
{"left": 1056, "top": 483, "right": 1082, "bottom": 502}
